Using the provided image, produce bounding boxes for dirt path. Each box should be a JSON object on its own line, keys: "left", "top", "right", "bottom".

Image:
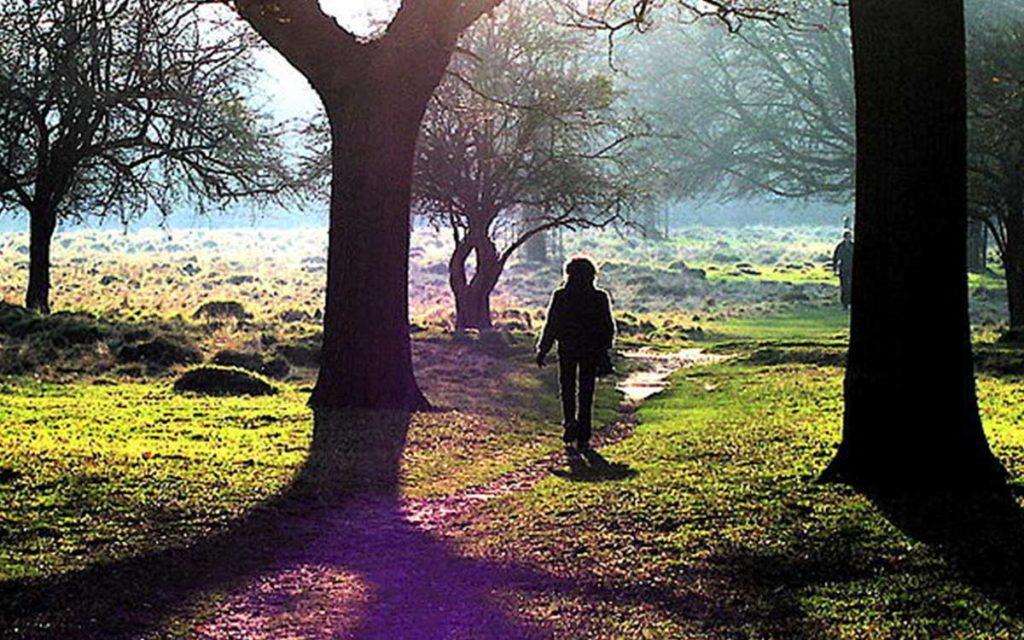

{"left": 192, "top": 350, "right": 720, "bottom": 640}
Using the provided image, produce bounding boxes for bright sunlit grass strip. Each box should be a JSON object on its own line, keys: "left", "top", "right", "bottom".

{"left": 706, "top": 305, "right": 850, "bottom": 341}
{"left": 0, "top": 339, "right": 624, "bottom": 581}
{"left": 0, "top": 382, "right": 312, "bottom": 581}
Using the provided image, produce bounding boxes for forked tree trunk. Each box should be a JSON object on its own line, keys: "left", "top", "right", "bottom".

{"left": 454, "top": 286, "right": 494, "bottom": 331}
{"left": 1004, "top": 208, "right": 1024, "bottom": 330}
{"left": 823, "top": 0, "right": 1006, "bottom": 490}
{"left": 26, "top": 208, "right": 57, "bottom": 314}
{"left": 449, "top": 235, "right": 503, "bottom": 331}
{"left": 310, "top": 57, "right": 449, "bottom": 411}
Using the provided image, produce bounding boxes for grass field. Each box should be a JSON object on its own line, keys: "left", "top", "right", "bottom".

{"left": 1, "top": 224, "right": 1022, "bottom": 638}
{"left": 458, "top": 361, "right": 1024, "bottom": 638}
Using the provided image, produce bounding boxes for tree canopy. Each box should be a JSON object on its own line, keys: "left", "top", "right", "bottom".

{"left": 0, "top": 0, "right": 297, "bottom": 312}
{"left": 414, "top": 2, "right": 647, "bottom": 329}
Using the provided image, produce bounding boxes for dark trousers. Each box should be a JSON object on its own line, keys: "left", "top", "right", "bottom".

{"left": 839, "top": 273, "right": 852, "bottom": 309}
{"left": 559, "top": 355, "right": 597, "bottom": 444}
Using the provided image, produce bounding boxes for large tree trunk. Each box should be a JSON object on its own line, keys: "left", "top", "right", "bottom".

{"left": 823, "top": 0, "right": 1005, "bottom": 490}
{"left": 310, "top": 58, "right": 449, "bottom": 411}
{"left": 449, "top": 235, "right": 503, "bottom": 331}
{"left": 26, "top": 208, "right": 57, "bottom": 314}
{"left": 1003, "top": 207, "right": 1024, "bottom": 330}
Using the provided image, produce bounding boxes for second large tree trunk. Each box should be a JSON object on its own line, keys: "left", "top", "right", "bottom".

{"left": 823, "top": 0, "right": 1005, "bottom": 490}
{"left": 26, "top": 208, "right": 57, "bottom": 314}
{"left": 310, "top": 57, "right": 449, "bottom": 411}
{"left": 1003, "top": 207, "right": 1024, "bottom": 330}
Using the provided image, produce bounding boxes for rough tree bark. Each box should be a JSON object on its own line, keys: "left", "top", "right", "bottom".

{"left": 312, "top": 64, "right": 448, "bottom": 409}
{"left": 1003, "top": 205, "right": 1024, "bottom": 330}
{"left": 26, "top": 208, "right": 57, "bottom": 314}
{"left": 822, "top": 0, "right": 1006, "bottom": 490}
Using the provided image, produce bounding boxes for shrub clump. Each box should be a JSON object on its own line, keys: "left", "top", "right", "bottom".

{"left": 275, "top": 334, "right": 322, "bottom": 368}
{"left": 193, "top": 300, "right": 250, "bottom": 321}
{"left": 211, "top": 349, "right": 263, "bottom": 371}
{"left": 0, "top": 303, "right": 107, "bottom": 346}
{"left": 117, "top": 335, "right": 202, "bottom": 367}
{"left": 212, "top": 349, "right": 291, "bottom": 379}
{"left": 173, "top": 365, "right": 277, "bottom": 396}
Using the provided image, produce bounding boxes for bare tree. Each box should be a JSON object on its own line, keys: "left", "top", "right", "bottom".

{"left": 0, "top": 0, "right": 296, "bottom": 314}
{"left": 231, "top": 0, "right": 504, "bottom": 410}
{"left": 231, "top": 0, "right": 793, "bottom": 410}
{"left": 415, "top": 3, "right": 646, "bottom": 331}
{"left": 624, "top": 3, "right": 854, "bottom": 202}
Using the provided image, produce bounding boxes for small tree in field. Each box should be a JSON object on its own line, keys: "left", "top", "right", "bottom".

{"left": 415, "top": 3, "right": 644, "bottom": 331}
{"left": 0, "top": 0, "right": 295, "bottom": 314}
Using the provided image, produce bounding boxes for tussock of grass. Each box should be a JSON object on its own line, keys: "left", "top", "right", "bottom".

{"left": 117, "top": 335, "right": 202, "bottom": 368}
{"left": 173, "top": 365, "right": 278, "bottom": 397}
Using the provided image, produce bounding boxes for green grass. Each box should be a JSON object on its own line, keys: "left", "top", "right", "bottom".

{"left": 0, "top": 334, "right": 624, "bottom": 583}
{"left": 706, "top": 304, "right": 850, "bottom": 341}
{"left": 460, "top": 358, "right": 1024, "bottom": 638}
{"left": 697, "top": 261, "right": 835, "bottom": 285}
{"left": 0, "top": 381, "right": 312, "bottom": 581}
{"left": 969, "top": 272, "right": 1007, "bottom": 290}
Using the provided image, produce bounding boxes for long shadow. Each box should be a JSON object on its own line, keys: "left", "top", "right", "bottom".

{"left": 869, "top": 485, "right": 1024, "bottom": 613}
{"left": 0, "top": 410, "right": 552, "bottom": 639}
{"left": 0, "top": 409, "right": 701, "bottom": 639}
{"left": 695, "top": 527, "right": 874, "bottom": 639}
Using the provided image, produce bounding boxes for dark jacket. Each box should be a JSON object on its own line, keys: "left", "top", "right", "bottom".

{"left": 832, "top": 239, "right": 854, "bottom": 276}
{"left": 537, "top": 284, "right": 615, "bottom": 359}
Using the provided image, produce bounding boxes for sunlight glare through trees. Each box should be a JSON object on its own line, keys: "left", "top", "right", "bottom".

{"left": 319, "top": 0, "right": 398, "bottom": 38}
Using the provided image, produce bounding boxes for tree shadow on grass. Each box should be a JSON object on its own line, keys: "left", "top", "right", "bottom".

{"left": 0, "top": 410, "right": 552, "bottom": 639}
{"left": 551, "top": 449, "right": 638, "bottom": 483}
{"left": 692, "top": 524, "right": 882, "bottom": 639}
{"left": 869, "top": 486, "right": 1024, "bottom": 614}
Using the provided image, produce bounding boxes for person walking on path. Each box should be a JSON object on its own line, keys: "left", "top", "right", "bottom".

{"left": 536, "top": 256, "right": 616, "bottom": 450}
{"left": 832, "top": 229, "right": 855, "bottom": 310}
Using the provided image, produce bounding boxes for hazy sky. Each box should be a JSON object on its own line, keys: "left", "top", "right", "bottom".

{"left": 256, "top": 0, "right": 399, "bottom": 118}
{"left": 321, "top": 0, "right": 399, "bottom": 36}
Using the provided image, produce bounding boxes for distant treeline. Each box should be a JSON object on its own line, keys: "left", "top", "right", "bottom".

{"left": 668, "top": 200, "right": 849, "bottom": 228}
{"left": 0, "top": 199, "right": 847, "bottom": 235}
{"left": 0, "top": 204, "right": 323, "bottom": 234}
